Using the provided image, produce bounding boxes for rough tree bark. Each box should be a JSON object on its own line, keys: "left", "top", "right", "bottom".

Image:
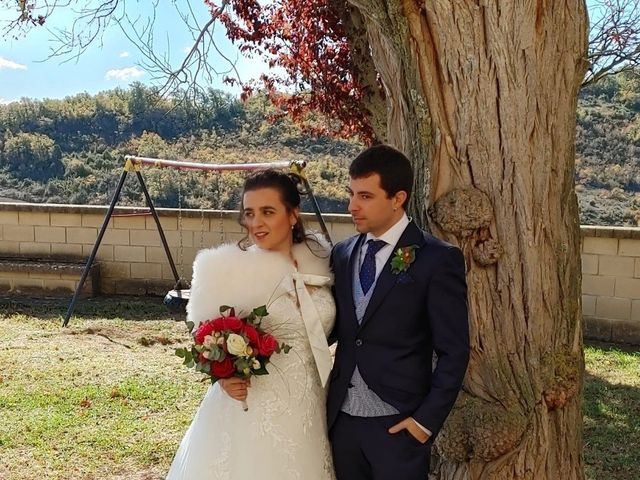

{"left": 345, "top": 1, "right": 589, "bottom": 478}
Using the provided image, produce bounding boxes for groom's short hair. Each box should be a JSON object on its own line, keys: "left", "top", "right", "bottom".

{"left": 349, "top": 144, "right": 413, "bottom": 208}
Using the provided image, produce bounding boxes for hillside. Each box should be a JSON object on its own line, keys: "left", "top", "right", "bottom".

{"left": 0, "top": 85, "right": 357, "bottom": 213}
{"left": 576, "top": 73, "right": 640, "bottom": 226}
{"left": 0, "top": 76, "right": 638, "bottom": 226}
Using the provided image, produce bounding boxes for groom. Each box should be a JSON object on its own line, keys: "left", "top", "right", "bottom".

{"left": 327, "top": 144, "right": 470, "bottom": 479}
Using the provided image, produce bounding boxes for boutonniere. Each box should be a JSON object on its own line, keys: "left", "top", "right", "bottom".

{"left": 390, "top": 245, "right": 418, "bottom": 274}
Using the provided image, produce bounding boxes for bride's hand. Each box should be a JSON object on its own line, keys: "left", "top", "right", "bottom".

{"left": 219, "top": 377, "right": 251, "bottom": 401}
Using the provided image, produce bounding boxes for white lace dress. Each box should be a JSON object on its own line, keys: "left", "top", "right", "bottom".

{"left": 166, "top": 242, "right": 336, "bottom": 480}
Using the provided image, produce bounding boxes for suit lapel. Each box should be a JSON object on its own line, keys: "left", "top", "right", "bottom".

{"left": 358, "top": 221, "right": 426, "bottom": 330}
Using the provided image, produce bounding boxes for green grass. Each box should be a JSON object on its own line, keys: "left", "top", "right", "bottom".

{"left": 583, "top": 343, "right": 640, "bottom": 480}
{"left": 0, "top": 297, "right": 207, "bottom": 480}
{"left": 1, "top": 297, "right": 639, "bottom": 479}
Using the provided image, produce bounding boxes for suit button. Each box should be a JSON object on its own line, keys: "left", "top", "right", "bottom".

{"left": 355, "top": 339, "right": 363, "bottom": 347}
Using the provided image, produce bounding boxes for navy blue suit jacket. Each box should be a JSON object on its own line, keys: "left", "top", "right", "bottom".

{"left": 326, "top": 221, "right": 470, "bottom": 437}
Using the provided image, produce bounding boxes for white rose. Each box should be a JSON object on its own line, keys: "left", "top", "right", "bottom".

{"left": 203, "top": 335, "right": 216, "bottom": 348}
{"left": 226, "top": 333, "right": 248, "bottom": 356}
{"left": 252, "top": 359, "right": 261, "bottom": 369}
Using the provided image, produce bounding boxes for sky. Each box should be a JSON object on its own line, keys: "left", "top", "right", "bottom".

{"left": 0, "top": 1, "right": 604, "bottom": 105}
{"left": 0, "top": 1, "right": 267, "bottom": 104}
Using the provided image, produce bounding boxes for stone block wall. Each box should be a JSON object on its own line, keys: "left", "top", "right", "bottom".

{"left": 2, "top": 202, "right": 639, "bottom": 343}
{"left": 0, "top": 203, "right": 351, "bottom": 296}
{"left": 581, "top": 226, "right": 640, "bottom": 344}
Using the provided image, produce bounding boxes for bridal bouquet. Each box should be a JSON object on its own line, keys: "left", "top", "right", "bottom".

{"left": 175, "top": 305, "right": 291, "bottom": 410}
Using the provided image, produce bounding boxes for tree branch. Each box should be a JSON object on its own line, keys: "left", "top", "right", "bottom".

{"left": 584, "top": 0, "right": 640, "bottom": 86}
{"left": 2, "top": 0, "right": 243, "bottom": 104}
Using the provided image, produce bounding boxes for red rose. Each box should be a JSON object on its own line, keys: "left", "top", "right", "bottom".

{"left": 194, "top": 319, "right": 218, "bottom": 344}
{"left": 222, "top": 316, "right": 244, "bottom": 332}
{"left": 195, "top": 316, "right": 244, "bottom": 343}
{"left": 258, "top": 334, "right": 278, "bottom": 357}
{"left": 210, "top": 317, "right": 226, "bottom": 331}
{"left": 243, "top": 324, "right": 260, "bottom": 348}
{"left": 211, "top": 357, "right": 235, "bottom": 378}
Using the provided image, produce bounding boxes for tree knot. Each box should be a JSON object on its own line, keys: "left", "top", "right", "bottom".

{"left": 542, "top": 349, "right": 581, "bottom": 411}
{"left": 435, "top": 393, "right": 528, "bottom": 462}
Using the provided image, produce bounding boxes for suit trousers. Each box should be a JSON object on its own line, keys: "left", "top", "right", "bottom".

{"left": 330, "top": 412, "right": 431, "bottom": 480}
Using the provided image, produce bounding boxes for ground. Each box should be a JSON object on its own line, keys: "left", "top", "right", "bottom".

{"left": 0, "top": 297, "right": 638, "bottom": 480}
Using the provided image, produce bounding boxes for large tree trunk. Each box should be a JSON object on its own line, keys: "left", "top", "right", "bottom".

{"left": 346, "top": 1, "right": 589, "bottom": 478}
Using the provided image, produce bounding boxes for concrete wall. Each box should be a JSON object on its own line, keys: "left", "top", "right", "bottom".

{"left": 1, "top": 202, "right": 639, "bottom": 343}
{"left": 581, "top": 226, "right": 640, "bottom": 344}
{"left": 0, "top": 203, "right": 354, "bottom": 296}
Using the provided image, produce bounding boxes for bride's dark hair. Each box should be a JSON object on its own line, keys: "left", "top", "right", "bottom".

{"left": 237, "top": 169, "right": 322, "bottom": 251}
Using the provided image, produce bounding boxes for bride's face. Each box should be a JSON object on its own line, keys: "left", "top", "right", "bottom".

{"left": 242, "top": 187, "right": 299, "bottom": 253}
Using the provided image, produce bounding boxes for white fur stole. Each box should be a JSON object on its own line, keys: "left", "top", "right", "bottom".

{"left": 186, "top": 234, "right": 332, "bottom": 328}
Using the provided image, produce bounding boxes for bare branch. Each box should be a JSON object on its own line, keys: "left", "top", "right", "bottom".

{"left": 1, "top": 0, "right": 70, "bottom": 39}
{"left": 584, "top": 0, "right": 640, "bottom": 86}
{"left": 114, "top": 0, "right": 240, "bottom": 106}
{"left": 2, "top": 0, "right": 244, "bottom": 105}
{"left": 39, "top": 0, "right": 125, "bottom": 63}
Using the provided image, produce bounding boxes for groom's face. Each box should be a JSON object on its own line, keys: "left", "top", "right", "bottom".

{"left": 348, "top": 173, "right": 405, "bottom": 237}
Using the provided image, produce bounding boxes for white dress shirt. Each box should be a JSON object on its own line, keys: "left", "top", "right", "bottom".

{"left": 359, "top": 213, "right": 410, "bottom": 276}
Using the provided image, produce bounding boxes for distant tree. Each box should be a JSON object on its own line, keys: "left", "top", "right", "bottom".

{"left": 1, "top": 132, "right": 64, "bottom": 181}
{"left": 127, "top": 82, "right": 166, "bottom": 137}
{"left": 200, "top": 88, "right": 245, "bottom": 131}
{"left": 617, "top": 70, "right": 640, "bottom": 110}
{"left": 580, "top": 75, "right": 621, "bottom": 100}
{"left": 130, "top": 131, "right": 172, "bottom": 158}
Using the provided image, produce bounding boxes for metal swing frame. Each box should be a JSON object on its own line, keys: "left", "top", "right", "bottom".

{"left": 62, "top": 155, "right": 332, "bottom": 326}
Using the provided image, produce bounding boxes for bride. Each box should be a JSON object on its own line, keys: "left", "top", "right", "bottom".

{"left": 166, "top": 169, "right": 336, "bottom": 479}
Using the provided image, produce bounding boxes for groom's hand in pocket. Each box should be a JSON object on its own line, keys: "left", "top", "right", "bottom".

{"left": 219, "top": 378, "right": 251, "bottom": 401}
{"left": 388, "top": 417, "right": 430, "bottom": 444}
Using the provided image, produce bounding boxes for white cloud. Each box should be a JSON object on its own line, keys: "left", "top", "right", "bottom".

{"left": 0, "top": 57, "right": 27, "bottom": 70}
{"left": 105, "top": 66, "right": 145, "bottom": 81}
{"left": 119, "top": 51, "right": 130, "bottom": 58}
{"left": 0, "top": 98, "right": 12, "bottom": 105}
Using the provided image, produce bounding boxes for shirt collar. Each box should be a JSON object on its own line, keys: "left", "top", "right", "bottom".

{"left": 365, "top": 213, "right": 410, "bottom": 247}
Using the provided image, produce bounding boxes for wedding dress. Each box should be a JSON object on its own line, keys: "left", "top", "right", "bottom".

{"left": 166, "top": 237, "right": 336, "bottom": 480}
